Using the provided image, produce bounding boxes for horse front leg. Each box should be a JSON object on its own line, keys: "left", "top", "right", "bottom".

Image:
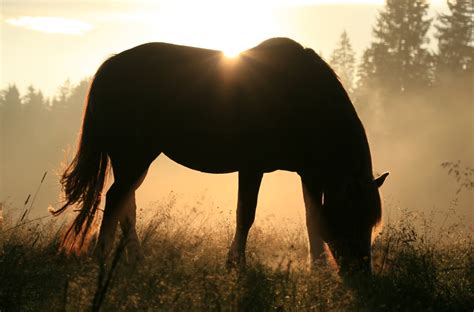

{"left": 226, "top": 171, "right": 263, "bottom": 270}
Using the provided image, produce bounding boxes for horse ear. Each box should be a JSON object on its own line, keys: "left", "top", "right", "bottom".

{"left": 374, "top": 172, "right": 389, "bottom": 188}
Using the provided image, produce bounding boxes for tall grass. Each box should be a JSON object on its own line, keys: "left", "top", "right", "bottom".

{"left": 0, "top": 196, "right": 472, "bottom": 311}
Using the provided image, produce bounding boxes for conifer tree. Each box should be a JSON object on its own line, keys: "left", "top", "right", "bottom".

{"left": 0, "top": 85, "right": 23, "bottom": 199}
{"left": 357, "top": 0, "right": 433, "bottom": 94}
{"left": 52, "top": 79, "right": 72, "bottom": 109}
{"left": 330, "top": 30, "right": 356, "bottom": 93}
{"left": 0, "top": 85, "right": 22, "bottom": 138}
{"left": 435, "top": 0, "right": 473, "bottom": 79}
{"left": 23, "top": 85, "right": 46, "bottom": 112}
{"left": 1, "top": 85, "right": 22, "bottom": 114}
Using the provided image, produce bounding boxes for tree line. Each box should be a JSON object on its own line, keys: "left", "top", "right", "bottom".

{"left": 329, "top": 0, "right": 472, "bottom": 98}
{"left": 327, "top": 0, "right": 472, "bottom": 150}
{"left": 0, "top": 0, "right": 472, "bottom": 213}
{"left": 0, "top": 80, "right": 89, "bottom": 211}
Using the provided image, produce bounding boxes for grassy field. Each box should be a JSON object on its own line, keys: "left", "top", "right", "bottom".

{"left": 0, "top": 198, "right": 472, "bottom": 312}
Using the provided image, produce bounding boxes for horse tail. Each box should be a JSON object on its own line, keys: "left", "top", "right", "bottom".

{"left": 52, "top": 79, "right": 110, "bottom": 252}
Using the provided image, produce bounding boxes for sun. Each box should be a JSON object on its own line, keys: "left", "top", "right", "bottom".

{"left": 223, "top": 48, "right": 242, "bottom": 58}
{"left": 142, "top": 1, "right": 279, "bottom": 56}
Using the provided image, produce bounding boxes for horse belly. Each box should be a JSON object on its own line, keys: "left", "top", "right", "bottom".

{"left": 160, "top": 131, "right": 302, "bottom": 174}
{"left": 162, "top": 145, "right": 241, "bottom": 174}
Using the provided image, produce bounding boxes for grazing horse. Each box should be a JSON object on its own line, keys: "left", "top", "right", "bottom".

{"left": 54, "top": 38, "right": 388, "bottom": 275}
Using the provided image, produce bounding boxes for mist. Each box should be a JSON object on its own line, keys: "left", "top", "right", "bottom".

{"left": 1, "top": 0, "right": 472, "bottom": 229}
{"left": 1, "top": 70, "right": 472, "bottom": 229}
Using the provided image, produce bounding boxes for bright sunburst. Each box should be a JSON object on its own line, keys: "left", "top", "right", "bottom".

{"left": 135, "top": 1, "right": 279, "bottom": 56}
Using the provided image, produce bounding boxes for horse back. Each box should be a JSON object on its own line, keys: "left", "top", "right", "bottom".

{"left": 89, "top": 40, "right": 370, "bottom": 176}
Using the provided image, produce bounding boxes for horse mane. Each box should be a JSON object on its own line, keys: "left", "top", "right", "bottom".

{"left": 302, "top": 45, "right": 382, "bottom": 232}
{"left": 303, "top": 48, "right": 352, "bottom": 99}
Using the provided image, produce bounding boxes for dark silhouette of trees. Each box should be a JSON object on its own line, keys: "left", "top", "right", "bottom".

{"left": 435, "top": 0, "right": 474, "bottom": 82}
{"left": 1, "top": 85, "right": 22, "bottom": 145}
{"left": 357, "top": 0, "right": 433, "bottom": 95}
{"left": 1, "top": 85, "right": 23, "bottom": 138}
{"left": 0, "top": 81, "right": 88, "bottom": 213}
{"left": 330, "top": 30, "right": 356, "bottom": 95}
{"left": 23, "top": 86, "right": 47, "bottom": 111}
{"left": 1, "top": 85, "right": 23, "bottom": 198}
{"left": 1, "top": 85, "right": 22, "bottom": 115}
{"left": 52, "top": 79, "right": 72, "bottom": 110}
{"left": 22, "top": 86, "right": 48, "bottom": 139}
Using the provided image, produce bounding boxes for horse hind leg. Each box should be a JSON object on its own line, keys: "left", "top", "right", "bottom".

{"left": 119, "top": 170, "right": 148, "bottom": 264}
{"left": 95, "top": 154, "right": 154, "bottom": 263}
{"left": 226, "top": 171, "right": 263, "bottom": 270}
{"left": 301, "top": 176, "right": 326, "bottom": 269}
{"left": 95, "top": 182, "right": 121, "bottom": 261}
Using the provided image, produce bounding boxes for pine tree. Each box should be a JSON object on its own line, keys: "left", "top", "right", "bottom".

{"left": 1, "top": 85, "right": 22, "bottom": 114}
{"left": 330, "top": 30, "right": 356, "bottom": 93}
{"left": 52, "top": 79, "right": 72, "bottom": 109}
{"left": 0, "top": 85, "right": 22, "bottom": 138}
{"left": 23, "top": 85, "right": 46, "bottom": 113}
{"left": 0, "top": 85, "right": 23, "bottom": 199}
{"left": 357, "top": 0, "right": 433, "bottom": 94}
{"left": 435, "top": 0, "right": 473, "bottom": 80}
{"left": 22, "top": 86, "right": 49, "bottom": 147}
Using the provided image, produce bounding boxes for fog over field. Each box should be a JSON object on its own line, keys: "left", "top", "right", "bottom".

{"left": 1, "top": 0, "right": 472, "bottom": 229}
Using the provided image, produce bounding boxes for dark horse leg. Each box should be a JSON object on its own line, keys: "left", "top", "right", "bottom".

{"left": 301, "top": 177, "right": 325, "bottom": 268}
{"left": 226, "top": 171, "right": 263, "bottom": 269}
{"left": 95, "top": 153, "right": 156, "bottom": 262}
{"left": 118, "top": 170, "right": 148, "bottom": 263}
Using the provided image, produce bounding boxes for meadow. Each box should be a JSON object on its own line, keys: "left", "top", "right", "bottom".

{"left": 0, "top": 192, "right": 472, "bottom": 312}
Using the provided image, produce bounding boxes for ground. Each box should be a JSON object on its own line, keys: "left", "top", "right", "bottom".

{"left": 0, "top": 197, "right": 472, "bottom": 311}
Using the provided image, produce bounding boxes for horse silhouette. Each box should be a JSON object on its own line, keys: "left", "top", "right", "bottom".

{"left": 54, "top": 38, "right": 388, "bottom": 275}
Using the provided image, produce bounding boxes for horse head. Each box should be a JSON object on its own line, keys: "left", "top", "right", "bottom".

{"left": 319, "top": 172, "right": 389, "bottom": 275}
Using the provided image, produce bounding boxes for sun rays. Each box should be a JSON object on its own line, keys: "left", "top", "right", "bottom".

{"left": 134, "top": 1, "right": 280, "bottom": 57}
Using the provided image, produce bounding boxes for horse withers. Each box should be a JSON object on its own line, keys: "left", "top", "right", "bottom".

{"left": 54, "top": 38, "right": 388, "bottom": 275}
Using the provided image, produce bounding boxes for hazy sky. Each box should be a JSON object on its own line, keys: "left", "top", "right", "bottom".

{"left": 2, "top": 0, "right": 447, "bottom": 96}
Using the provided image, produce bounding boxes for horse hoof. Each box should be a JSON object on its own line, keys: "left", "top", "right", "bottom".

{"left": 93, "top": 251, "right": 104, "bottom": 263}
{"left": 126, "top": 250, "right": 145, "bottom": 266}
{"left": 93, "top": 246, "right": 109, "bottom": 264}
{"left": 226, "top": 255, "right": 245, "bottom": 272}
